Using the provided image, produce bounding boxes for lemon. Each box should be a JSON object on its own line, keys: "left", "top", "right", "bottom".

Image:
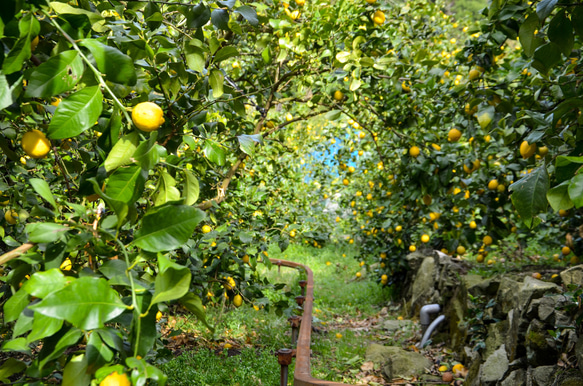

{"left": 488, "top": 179, "right": 499, "bottom": 190}
{"left": 456, "top": 245, "right": 466, "bottom": 254}
{"left": 519, "top": 140, "right": 537, "bottom": 159}
{"left": 395, "top": 225, "right": 403, "bottom": 232}
{"left": 380, "top": 252, "right": 387, "bottom": 259}
{"left": 290, "top": 230, "right": 296, "bottom": 238}
{"left": 50, "top": 97, "right": 61, "bottom": 107}
{"left": 409, "top": 146, "right": 420, "bottom": 157}
{"left": 538, "top": 146, "right": 549, "bottom": 156}
{"left": 562, "top": 246, "right": 571, "bottom": 256}
{"left": 336, "top": 333, "right": 343, "bottom": 338}
{"left": 359, "top": 131, "right": 366, "bottom": 139}
{"left": 132, "top": 102, "right": 165, "bottom": 132}
{"left": 483, "top": 235, "right": 493, "bottom": 245}
{"left": 31, "top": 36, "right": 39, "bottom": 51}
{"left": 469, "top": 69, "right": 480, "bottom": 81}
{"left": 333, "top": 90, "right": 344, "bottom": 101}
{"left": 476, "top": 254, "right": 485, "bottom": 263}
{"left": 448, "top": 128, "right": 462, "bottom": 142}
{"left": 402, "top": 81, "right": 411, "bottom": 93}
{"left": 372, "top": 10, "right": 385, "bottom": 25}
{"left": 452, "top": 364, "right": 465, "bottom": 376}
{"left": 532, "top": 272, "right": 542, "bottom": 279}
{"left": 477, "top": 111, "right": 493, "bottom": 129}
{"left": 421, "top": 234, "right": 430, "bottom": 243}
{"left": 356, "top": 272, "right": 361, "bottom": 278}
{"left": 22, "top": 130, "right": 51, "bottom": 159}
{"left": 559, "top": 209, "right": 568, "bottom": 217}
{"left": 422, "top": 195, "right": 432, "bottom": 205}
{"left": 438, "top": 365, "right": 448, "bottom": 372}
{"left": 366, "top": 0, "right": 376, "bottom": 3}
{"left": 469, "top": 221, "right": 477, "bottom": 229}
{"left": 290, "top": 10, "right": 300, "bottom": 19}
{"left": 409, "top": 245, "right": 417, "bottom": 252}
{"left": 4, "top": 210, "right": 18, "bottom": 225}
{"left": 343, "top": 178, "right": 349, "bottom": 186}
{"left": 233, "top": 294, "right": 243, "bottom": 307}
{"left": 156, "top": 310, "right": 163, "bottom": 322}
{"left": 99, "top": 371, "right": 131, "bottom": 386}
{"left": 202, "top": 225, "right": 212, "bottom": 233}
{"left": 242, "top": 255, "right": 250, "bottom": 264}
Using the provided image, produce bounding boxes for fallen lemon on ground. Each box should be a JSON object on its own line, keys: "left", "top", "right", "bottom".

{"left": 22, "top": 129, "right": 51, "bottom": 159}
{"left": 132, "top": 102, "right": 165, "bottom": 132}
{"left": 336, "top": 333, "right": 343, "bottom": 338}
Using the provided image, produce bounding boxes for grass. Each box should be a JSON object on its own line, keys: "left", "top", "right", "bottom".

{"left": 160, "top": 242, "right": 397, "bottom": 384}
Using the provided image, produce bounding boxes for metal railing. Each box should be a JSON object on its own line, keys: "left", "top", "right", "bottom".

{"left": 271, "top": 258, "right": 353, "bottom": 386}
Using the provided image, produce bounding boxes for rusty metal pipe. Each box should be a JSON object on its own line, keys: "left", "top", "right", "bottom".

{"left": 271, "top": 259, "right": 352, "bottom": 386}
{"left": 299, "top": 280, "right": 307, "bottom": 296}
{"left": 278, "top": 348, "right": 293, "bottom": 386}
{"left": 288, "top": 315, "right": 301, "bottom": 345}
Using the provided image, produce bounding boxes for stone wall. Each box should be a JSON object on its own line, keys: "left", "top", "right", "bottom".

{"left": 402, "top": 251, "right": 583, "bottom": 385}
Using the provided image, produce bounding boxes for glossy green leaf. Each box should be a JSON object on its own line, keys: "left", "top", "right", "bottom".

{"left": 29, "top": 178, "right": 59, "bottom": 210}
{"left": 133, "top": 205, "right": 205, "bottom": 252}
{"left": 185, "top": 3, "right": 211, "bottom": 29}
{"left": 2, "top": 14, "right": 39, "bottom": 74}
{"left": 237, "top": 134, "right": 262, "bottom": 156}
{"left": 48, "top": 86, "right": 103, "bottom": 139}
{"left": 185, "top": 45, "right": 206, "bottom": 73}
{"left": 536, "top": 0, "right": 558, "bottom": 20}
{"left": 532, "top": 42, "right": 562, "bottom": 75}
{"left": 518, "top": 13, "right": 541, "bottom": 57}
{"left": 213, "top": 46, "right": 239, "bottom": 64}
{"left": 548, "top": 11, "right": 574, "bottom": 57}
{"left": 27, "top": 313, "right": 64, "bottom": 343}
{"left": 152, "top": 255, "right": 191, "bottom": 304}
{"left": 131, "top": 293, "right": 157, "bottom": 357}
{"left": 105, "top": 165, "right": 147, "bottom": 204}
{"left": 183, "top": 170, "right": 200, "bottom": 206}
{"left": 154, "top": 169, "right": 180, "bottom": 206}
{"left": 50, "top": 2, "right": 104, "bottom": 26}
{"left": 0, "top": 358, "right": 27, "bottom": 381}
{"left": 63, "top": 354, "right": 91, "bottom": 386}
{"left": 134, "top": 135, "right": 161, "bottom": 171}
{"left": 22, "top": 269, "right": 69, "bottom": 299}
{"left": 24, "top": 51, "right": 84, "bottom": 99}
{"left": 4, "top": 289, "right": 29, "bottom": 323}
{"left": 30, "top": 277, "right": 126, "bottom": 330}
{"left": 203, "top": 140, "right": 226, "bottom": 166}
{"left": 568, "top": 174, "right": 583, "bottom": 208}
{"left": 80, "top": 39, "right": 137, "bottom": 86}
{"left": 13, "top": 309, "right": 33, "bottom": 338}
{"left": 1, "top": 337, "right": 30, "bottom": 353}
{"left": 573, "top": 8, "right": 583, "bottom": 39}
{"left": 180, "top": 293, "right": 214, "bottom": 332}
{"left": 547, "top": 181, "right": 574, "bottom": 211}
{"left": 25, "top": 223, "right": 70, "bottom": 243}
{"left": 104, "top": 132, "right": 139, "bottom": 172}
{"left": 38, "top": 327, "right": 83, "bottom": 370}
{"left": 209, "top": 69, "right": 224, "bottom": 98}
{"left": 211, "top": 8, "right": 230, "bottom": 30}
{"left": 234, "top": 6, "right": 258, "bottom": 26}
{"left": 509, "top": 166, "right": 549, "bottom": 228}
{"left": 89, "top": 178, "right": 129, "bottom": 229}
{"left": 127, "top": 357, "right": 168, "bottom": 386}
{"left": 86, "top": 331, "right": 114, "bottom": 373}
{"left": 0, "top": 75, "right": 13, "bottom": 110}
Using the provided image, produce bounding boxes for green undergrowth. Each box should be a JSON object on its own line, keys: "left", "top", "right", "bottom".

{"left": 161, "top": 243, "right": 396, "bottom": 384}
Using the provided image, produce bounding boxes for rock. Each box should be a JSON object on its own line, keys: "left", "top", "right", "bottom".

{"left": 560, "top": 372, "right": 583, "bottom": 386}
{"left": 500, "top": 368, "right": 526, "bottom": 386}
{"left": 382, "top": 319, "right": 414, "bottom": 331}
{"left": 447, "top": 284, "right": 467, "bottom": 354}
{"left": 531, "top": 365, "right": 556, "bottom": 386}
{"left": 464, "top": 274, "right": 501, "bottom": 297}
{"left": 576, "top": 337, "right": 583, "bottom": 379}
{"left": 365, "top": 344, "right": 431, "bottom": 380}
{"left": 517, "top": 276, "right": 562, "bottom": 313}
{"left": 560, "top": 264, "right": 583, "bottom": 286}
{"left": 483, "top": 320, "right": 508, "bottom": 360}
{"left": 526, "top": 319, "right": 558, "bottom": 366}
{"left": 463, "top": 352, "right": 481, "bottom": 386}
{"left": 495, "top": 277, "right": 522, "bottom": 318}
{"left": 410, "top": 257, "right": 436, "bottom": 316}
{"left": 479, "top": 344, "right": 509, "bottom": 385}
{"left": 505, "top": 309, "right": 527, "bottom": 362}
{"left": 537, "top": 295, "right": 571, "bottom": 326}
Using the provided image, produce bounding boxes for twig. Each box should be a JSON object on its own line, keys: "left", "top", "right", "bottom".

{"left": 0, "top": 243, "right": 35, "bottom": 265}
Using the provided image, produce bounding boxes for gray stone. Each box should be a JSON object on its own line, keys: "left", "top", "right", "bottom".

{"left": 526, "top": 319, "right": 559, "bottom": 366}
{"left": 561, "top": 264, "right": 583, "bottom": 286}
{"left": 483, "top": 320, "right": 508, "bottom": 360}
{"left": 410, "top": 257, "right": 436, "bottom": 315}
{"left": 464, "top": 274, "right": 501, "bottom": 297}
{"left": 560, "top": 373, "right": 583, "bottom": 386}
{"left": 495, "top": 277, "right": 522, "bottom": 318}
{"left": 479, "top": 344, "right": 509, "bottom": 385}
{"left": 517, "top": 276, "right": 562, "bottom": 313}
{"left": 382, "top": 319, "right": 413, "bottom": 331}
{"left": 500, "top": 369, "right": 526, "bottom": 386}
{"left": 447, "top": 284, "right": 467, "bottom": 354}
{"left": 505, "top": 309, "right": 527, "bottom": 362}
{"left": 576, "top": 337, "right": 583, "bottom": 378}
{"left": 464, "top": 352, "right": 481, "bottom": 386}
{"left": 365, "top": 344, "right": 431, "bottom": 380}
{"left": 531, "top": 365, "right": 556, "bottom": 386}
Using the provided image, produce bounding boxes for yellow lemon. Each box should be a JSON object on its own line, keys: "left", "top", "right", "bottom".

{"left": 22, "top": 130, "right": 51, "bottom": 159}
{"left": 456, "top": 245, "right": 466, "bottom": 254}
{"left": 336, "top": 333, "right": 343, "bottom": 338}
{"left": 202, "top": 225, "right": 212, "bottom": 233}
{"left": 448, "top": 128, "right": 462, "bottom": 142}
{"left": 233, "top": 294, "right": 243, "bottom": 307}
{"left": 402, "top": 81, "right": 411, "bottom": 93}
{"left": 343, "top": 178, "right": 349, "bottom": 186}
{"left": 4, "top": 210, "right": 18, "bottom": 225}
{"left": 469, "top": 69, "right": 480, "bottom": 81}
{"left": 132, "top": 102, "right": 165, "bottom": 132}
{"left": 483, "top": 235, "right": 493, "bottom": 245}
{"left": 519, "top": 140, "right": 537, "bottom": 159}
{"left": 409, "top": 245, "right": 417, "bottom": 252}
{"left": 409, "top": 146, "right": 420, "bottom": 157}
{"left": 333, "top": 90, "right": 344, "bottom": 101}
{"left": 538, "top": 146, "right": 548, "bottom": 156}
{"left": 372, "top": 10, "right": 385, "bottom": 25}
{"left": 469, "top": 221, "right": 477, "bottom": 229}
{"left": 156, "top": 311, "right": 163, "bottom": 322}
{"left": 562, "top": 246, "right": 571, "bottom": 256}
{"left": 421, "top": 234, "right": 430, "bottom": 243}
{"left": 488, "top": 179, "right": 499, "bottom": 190}
{"left": 60, "top": 258, "right": 72, "bottom": 271}
{"left": 99, "top": 372, "right": 131, "bottom": 386}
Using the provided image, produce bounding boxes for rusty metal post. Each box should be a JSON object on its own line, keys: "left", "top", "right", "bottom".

{"left": 288, "top": 315, "right": 301, "bottom": 345}
{"left": 295, "top": 295, "right": 305, "bottom": 308}
{"left": 277, "top": 348, "right": 293, "bottom": 386}
{"left": 299, "top": 280, "right": 307, "bottom": 296}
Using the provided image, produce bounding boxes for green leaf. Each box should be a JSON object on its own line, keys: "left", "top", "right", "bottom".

{"left": 209, "top": 69, "right": 224, "bottom": 98}
{"left": 536, "top": 0, "right": 558, "bottom": 20}
{"left": 13, "top": 309, "right": 33, "bottom": 338}
{"left": 80, "top": 39, "right": 137, "bottom": 86}
{"left": 25, "top": 223, "right": 69, "bottom": 243}
{"left": 4, "top": 289, "right": 29, "bottom": 323}
{"left": 131, "top": 293, "right": 157, "bottom": 358}
{"left": 185, "top": 44, "right": 206, "bottom": 73}
{"left": 519, "top": 13, "right": 542, "bottom": 57}
{"left": 183, "top": 170, "right": 200, "bottom": 206}
{"left": 134, "top": 134, "right": 162, "bottom": 171}
{"left": 30, "top": 277, "right": 127, "bottom": 330}
{"left": 213, "top": 46, "right": 239, "bottom": 63}
{"left": 203, "top": 140, "right": 226, "bottom": 165}
{"left": 509, "top": 166, "right": 549, "bottom": 228}
{"left": 126, "top": 357, "right": 168, "bottom": 386}
{"left": 133, "top": 205, "right": 205, "bottom": 252}
{"left": 154, "top": 170, "right": 181, "bottom": 206}
{"left": 86, "top": 331, "right": 114, "bottom": 373}
{"left": 547, "top": 181, "right": 574, "bottom": 211}
{"left": 568, "top": 174, "right": 583, "bottom": 208}
{"left": 180, "top": 293, "right": 214, "bottom": 332}
{"left": 29, "top": 178, "right": 59, "bottom": 210}
{"left": 2, "top": 14, "right": 39, "bottom": 74}
{"left": 234, "top": 6, "right": 258, "bottom": 26}
{"left": 23, "top": 269, "right": 69, "bottom": 299}
{"left": 0, "top": 358, "right": 27, "bottom": 381}
{"left": 89, "top": 178, "right": 129, "bottom": 229}
{"left": 1, "top": 337, "right": 30, "bottom": 353}
{"left": 548, "top": 11, "right": 574, "bottom": 57}
{"left": 50, "top": 2, "right": 104, "bottom": 26}
{"left": 27, "top": 313, "right": 64, "bottom": 343}
{"left": 38, "top": 327, "right": 83, "bottom": 370}
{"left": 573, "top": 8, "right": 583, "bottom": 39}
{"left": 237, "top": 134, "right": 262, "bottom": 156}
{"left": 24, "top": 51, "right": 84, "bottom": 99}
{"left": 185, "top": 3, "right": 211, "bottom": 29}
{"left": 211, "top": 8, "right": 230, "bottom": 30}
{"left": 0, "top": 75, "right": 13, "bottom": 110}
{"left": 105, "top": 165, "right": 147, "bottom": 205}
{"left": 532, "top": 42, "right": 562, "bottom": 75}
{"left": 151, "top": 255, "right": 191, "bottom": 304}
{"left": 62, "top": 354, "right": 91, "bottom": 386}
{"left": 104, "top": 132, "right": 140, "bottom": 172}
{"left": 48, "top": 86, "right": 103, "bottom": 140}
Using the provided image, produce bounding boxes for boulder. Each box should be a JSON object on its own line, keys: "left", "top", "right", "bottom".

{"left": 382, "top": 319, "right": 413, "bottom": 331}
{"left": 576, "top": 337, "right": 583, "bottom": 379}
{"left": 483, "top": 320, "right": 508, "bottom": 360}
{"left": 479, "top": 344, "right": 509, "bottom": 385}
{"left": 560, "top": 265, "right": 583, "bottom": 286}
{"left": 495, "top": 277, "right": 522, "bottom": 318}
{"left": 505, "top": 309, "right": 527, "bottom": 362}
{"left": 464, "top": 274, "right": 501, "bottom": 297}
{"left": 410, "top": 257, "right": 436, "bottom": 316}
{"left": 365, "top": 344, "right": 431, "bottom": 380}
{"left": 517, "top": 276, "right": 562, "bottom": 313}
{"left": 526, "top": 319, "right": 558, "bottom": 366}
{"left": 447, "top": 284, "right": 467, "bottom": 354}
{"left": 500, "top": 369, "right": 526, "bottom": 386}
{"left": 559, "top": 372, "right": 583, "bottom": 386}
{"left": 531, "top": 365, "right": 557, "bottom": 386}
